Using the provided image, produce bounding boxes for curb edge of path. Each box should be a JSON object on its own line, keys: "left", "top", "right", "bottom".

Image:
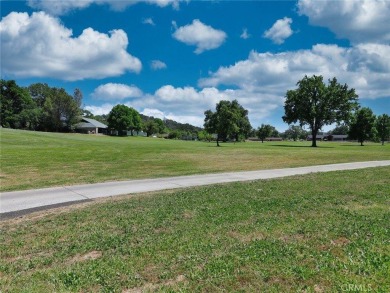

{"left": 1, "top": 160, "right": 390, "bottom": 219}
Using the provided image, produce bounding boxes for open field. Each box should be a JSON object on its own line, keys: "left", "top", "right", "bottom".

{"left": 1, "top": 167, "right": 389, "bottom": 292}
{"left": 1, "top": 128, "right": 389, "bottom": 191}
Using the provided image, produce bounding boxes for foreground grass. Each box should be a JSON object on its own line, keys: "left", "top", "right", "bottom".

{"left": 1, "top": 167, "right": 389, "bottom": 292}
{"left": 1, "top": 128, "right": 389, "bottom": 191}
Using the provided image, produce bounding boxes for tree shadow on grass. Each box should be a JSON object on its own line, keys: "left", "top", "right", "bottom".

{"left": 339, "top": 144, "right": 377, "bottom": 147}
{"left": 206, "top": 143, "right": 236, "bottom": 147}
{"left": 270, "top": 144, "right": 335, "bottom": 149}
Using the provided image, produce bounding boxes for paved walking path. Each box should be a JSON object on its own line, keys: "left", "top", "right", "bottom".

{"left": 1, "top": 160, "right": 389, "bottom": 217}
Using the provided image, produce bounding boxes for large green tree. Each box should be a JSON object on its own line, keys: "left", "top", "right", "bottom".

{"left": 27, "top": 83, "right": 51, "bottom": 130}
{"left": 43, "top": 87, "right": 81, "bottom": 132}
{"left": 283, "top": 75, "right": 358, "bottom": 147}
{"left": 27, "top": 83, "right": 81, "bottom": 131}
{"left": 230, "top": 100, "right": 252, "bottom": 141}
{"left": 0, "top": 79, "right": 36, "bottom": 129}
{"left": 107, "top": 104, "right": 133, "bottom": 135}
{"left": 154, "top": 118, "right": 166, "bottom": 134}
{"left": 28, "top": 83, "right": 51, "bottom": 108}
{"left": 375, "top": 114, "right": 390, "bottom": 146}
{"left": 18, "top": 107, "right": 42, "bottom": 130}
{"left": 1, "top": 80, "right": 81, "bottom": 132}
{"left": 143, "top": 120, "right": 158, "bottom": 137}
{"left": 348, "top": 107, "right": 376, "bottom": 146}
{"left": 204, "top": 100, "right": 251, "bottom": 146}
{"left": 257, "top": 124, "right": 277, "bottom": 143}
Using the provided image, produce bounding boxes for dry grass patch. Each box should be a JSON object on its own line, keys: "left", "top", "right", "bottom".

{"left": 343, "top": 202, "right": 389, "bottom": 212}
{"left": 278, "top": 233, "right": 306, "bottom": 243}
{"left": 68, "top": 251, "right": 102, "bottom": 265}
{"left": 124, "top": 274, "right": 187, "bottom": 293}
{"left": 227, "top": 230, "right": 266, "bottom": 243}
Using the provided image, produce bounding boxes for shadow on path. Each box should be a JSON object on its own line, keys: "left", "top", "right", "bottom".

{"left": 0, "top": 199, "right": 92, "bottom": 221}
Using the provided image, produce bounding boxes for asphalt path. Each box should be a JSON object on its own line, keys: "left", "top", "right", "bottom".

{"left": 1, "top": 160, "right": 389, "bottom": 218}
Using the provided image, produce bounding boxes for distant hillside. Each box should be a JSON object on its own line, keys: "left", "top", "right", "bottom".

{"left": 83, "top": 112, "right": 202, "bottom": 133}
{"left": 140, "top": 114, "right": 202, "bottom": 132}
{"left": 164, "top": 118, "right": 203, "bottom": 132}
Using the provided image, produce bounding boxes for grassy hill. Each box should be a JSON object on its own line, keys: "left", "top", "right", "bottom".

{"left": 1, "top": 128, "right": 389, "bottom": 191}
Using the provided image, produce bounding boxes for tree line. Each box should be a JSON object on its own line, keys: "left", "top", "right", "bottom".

{"left": 1, "top": 80, "right": 82, "bottom": 132}
{"left": 203, "top": 75, "right": 390, "bottom": 146}
{"left": 282, "top": 75, "right": 389, "bottom": 146}
{"left": 85, "top": 104, "right": 201, "bottom": 138}
{"left": 1, "top": 77, "right": 389, "bottom": 146}
{"left": 0, "top": 79, "right": 201, "bottom": 138}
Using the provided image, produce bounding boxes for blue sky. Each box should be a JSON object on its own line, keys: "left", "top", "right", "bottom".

{"left": 1, "top": 0, "right": 389, "bottom": 131}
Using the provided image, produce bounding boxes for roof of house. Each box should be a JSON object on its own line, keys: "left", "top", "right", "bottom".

{"left": 307, "top": 134, "right": 326, "bottom": 139}
{"left": 75, "top": 117, "right": 108, "bottom": 129}
{"left": 307, "top": 134, "right": 348, "bottom": 140}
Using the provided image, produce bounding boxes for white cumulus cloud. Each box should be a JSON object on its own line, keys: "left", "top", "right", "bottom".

{"left": 91, "top": 83, "right": 143, "bottom": 100}
{"left": 199, "top": 44, "right": 390, "bottom": 100}
{"left": 27, "top": 0, "right": 94, "bottom": 15}
{"left": 164, "top": 114, "right": 205, "bottom": 127}
{"left": 0, "top": 11, "right": 141, "bottom": 80}
{"left": 141, "top": 108, "right": 166, "bottom": 119}
{"left": 150, "top": 60, "right": 167, "bottom": 70}
{"left": 142, "top": 108, "right": 205, "bottom": 127}
{"left": 298, "top": 0, "right": 390, "bottom": 44}
{"left": 27, "top": 0, "right": 182, "bottom": 15}
{"left": 84, "top": 103, "right": 117, "bottom": 116}
{"left": 172, "top": 19, "right": 227, "bottom": 54}
{"left": 152, "top": 85, "right": 281, "bottom": 127}
{"left": 86, "top": 41, "right": 390, "bottom": 129}
{"left": 86, "top": 84, "right": 282, "bottom": 128}
{"left": 263, "top": 17, "right": 293, "bottom": 44}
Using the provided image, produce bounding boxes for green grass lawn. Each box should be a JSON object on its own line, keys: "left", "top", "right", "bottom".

{"left": 1, "top": 167, "right": 389, "bottom": 292}
{"left": 1, "top": 128, "right": 389, "bottom": 191}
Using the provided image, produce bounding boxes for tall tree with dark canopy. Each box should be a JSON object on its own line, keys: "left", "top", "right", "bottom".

{"left": 0, "top": 79, "right": 36, "bottom": 129}
{"left": 283, "top": 75, "right": 358, "bottom": 147}
{"left": 27, "top": 83, "right": 81, "bottom": 131}
{"left": 27, "top": 83, "right": 51, "bottom": 130}
{"left": 375, "top": 114, "right": 390, "bottom": 145}
{"left": 43, "top": 87, "right": 81, "bottom": 132}
{"left": 107, "top": 104, "right": 134, "bottom": 136}
{"left": 349, "top": 107, "right": 376, "bottom": 146}
{"left": 154, "top": 118, "right": 166, "bottom": 134}
{"left": 204, "top": 100, "right": 251, "bottom": 146}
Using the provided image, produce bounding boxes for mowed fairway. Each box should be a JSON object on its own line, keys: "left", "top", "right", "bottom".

{"left": 1, "top": 167, "right": 389, "bottom": 292}
{"left": 1, "top": 128, "right": 389, "bottom": 191}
